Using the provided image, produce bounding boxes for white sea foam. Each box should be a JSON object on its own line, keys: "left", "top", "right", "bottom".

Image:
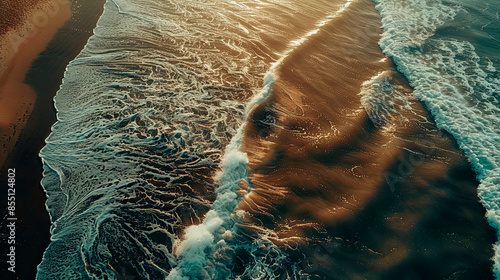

{"left": 167, "top": 71, "right": 275, "bottom": 280}
{"left": 373, "top": 0, "right": 500, "bottom": 276}
{"left": 359, "top": 70, "right": 414, "bottom": 126}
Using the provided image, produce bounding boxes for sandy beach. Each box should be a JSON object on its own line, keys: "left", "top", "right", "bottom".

{"left": 0, "top": 0, "right": 71, "bottom": 169}
{"left": 0, "top": 0, "right": 108, "bottom": 278}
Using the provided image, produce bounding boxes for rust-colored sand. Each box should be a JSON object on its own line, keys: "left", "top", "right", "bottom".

{"left": 0, "top": 0, "right": 71, "bottom": 168}
{"left": 0, "top": 0, "right": 45, "bottom": 34}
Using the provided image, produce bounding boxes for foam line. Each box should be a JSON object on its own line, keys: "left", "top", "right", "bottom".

{"left": 372, "top": 0, "right": 500, "bottom": 276}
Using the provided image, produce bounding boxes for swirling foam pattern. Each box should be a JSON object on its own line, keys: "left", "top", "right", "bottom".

{"left": 372, "top": 0, "right": 500, "bottom": 276}
{"left": 37, "top": 0, "right": 346, "bottom": 278}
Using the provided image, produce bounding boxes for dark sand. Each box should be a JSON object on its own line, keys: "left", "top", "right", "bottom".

{"left": 0, "top": 0, "right": 105, "bottom": 278}
{"left": 237, "top": 0, "right": 496, "bottom": 278}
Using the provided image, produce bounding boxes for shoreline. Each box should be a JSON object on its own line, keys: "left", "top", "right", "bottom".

{"left": 0, "top": 0, "right": 106, "bottom": 278}
{"left": 0, "top": 0, "right": 71, "bottom": 170}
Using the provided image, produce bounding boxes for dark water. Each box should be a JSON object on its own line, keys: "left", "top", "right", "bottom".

{"left": 31, "top": 0, "right": 500, "bottom": 279}
{"left": 0, "top": 0, "right": 104, "bottom": 278}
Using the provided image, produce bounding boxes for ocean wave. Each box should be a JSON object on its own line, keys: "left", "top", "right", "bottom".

{"left": 373, "top": 0, "right": 500, "bottom": 276}
{"left": 167, "top": 72, "right": 275, "bottom": 280}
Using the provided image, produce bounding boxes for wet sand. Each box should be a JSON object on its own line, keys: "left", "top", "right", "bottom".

{"left": 0, "top": 0, "right": 71, "bottom": 169}
{"left": 237, "top": 0, "right": 496, "bottom": 278}
{"left": 0, "top": 0, "right": 105, "bottom": 278}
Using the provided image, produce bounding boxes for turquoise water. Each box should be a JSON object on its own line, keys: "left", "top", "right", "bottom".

{"left": 373, "top": 0, "right": 500, "bottom": 275}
